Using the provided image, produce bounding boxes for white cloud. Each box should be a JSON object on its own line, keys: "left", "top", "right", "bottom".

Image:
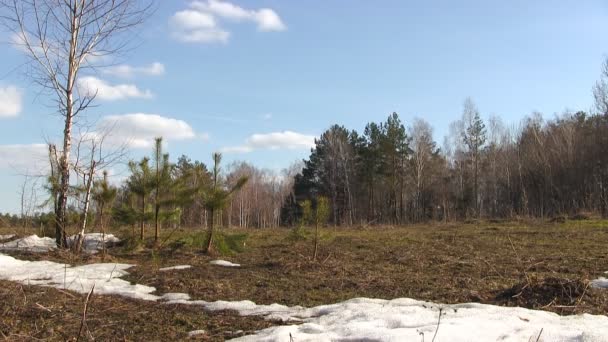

{"left": 222, "top": 131, "right": 315, "bottom": 153}
{"left": 169, "top": 9, "right": 230, "bottom": 43}
{"left": 253, "top": 8, "right": 287, "bottom": 32}
{"left": 173, "top": 8, "right": 217, "bottom": 29}
{"left": 262, "top": 113, "right": 272, "bottom": 120}
{"left": 0, "top": 144, "right": 48, "bottom": 172}
{"left": 192, "top": 0, "right": 286, "bottom": 31}
{"left": 0, "top": 86, "right": 23, "bottom": 118}
{"left": 103, "top": 62, "right": 165, "bottom": 78}
{"left": 170, "top": 0, "right": 285, "bottom": 44}
{"left": 77, "top": 76, "right": 153, "bottom": 101}
{"left": 97, "top": 113, "right": 199, "bottom": 148}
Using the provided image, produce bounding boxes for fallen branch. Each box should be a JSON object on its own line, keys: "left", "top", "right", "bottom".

{"left": 76, "top": 285, "right": 95, "bottom": 342}
{"left": 35, "top": 303, "right": 51, "bottom": 312}
{"left": 431, "top": 307, "right": 443, "bottom": 342}
{"left": 535, "top": 327, "right": 543, "bottom": 342}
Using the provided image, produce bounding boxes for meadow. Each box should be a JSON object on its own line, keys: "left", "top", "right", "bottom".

{"left": 1, "top": 219, "right": 608, "bottom": 340}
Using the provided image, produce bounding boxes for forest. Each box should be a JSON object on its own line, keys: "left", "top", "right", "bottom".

{"left": 4, "top": 91, "right": 608, "bottom": 233}
{"left": 284, "top": 105, "right": 608, "bottom": 225}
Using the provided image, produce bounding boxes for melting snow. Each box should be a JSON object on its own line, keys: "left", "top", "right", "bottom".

{"left": 188, "top": 330, "right": 206, "bottom": 337}
{"left": 0, "top": 234, "right": 120, "bottom": 253}
{"left": 66, "top": 233, "right": 120, "bottom": 253}
{"left": 0, "top": 253, "right": 158, "bottom": 300}
{"left": 210, "top": 260, "right": 240, "bottom": 267}
{"left": 226, "top": 298, "right": 608, "bottom": 341}
{"left": 0, "top": 235, "right": 56, "bottom": 252}
{"left": 1, "top": 252, "right": 608, "bottom": 341}
{"left": 592, "top": 277, "right": 608, "bottom": 288}
{"left": 161, "top": 293, "right": 191, "bottom": 301}
{"left": 159, "top": 265, "right": 192, "bottom": 271}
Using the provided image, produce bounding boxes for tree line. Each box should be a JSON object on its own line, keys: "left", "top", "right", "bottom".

{"left": 9, "top": 99, "right": 608, "bottom": 233}
{"left": 8, "top": 100, "right": 608, "bottom": 233}
{"left": 282, "top": 84, "right": 608, "bottom": 225}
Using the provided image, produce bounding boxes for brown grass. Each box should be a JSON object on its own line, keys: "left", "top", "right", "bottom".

{"left": 1, "top": 219, "right": 608, "bottom": 340}
{"left": 0, "top": 279, "right": 273, "bottom": 341}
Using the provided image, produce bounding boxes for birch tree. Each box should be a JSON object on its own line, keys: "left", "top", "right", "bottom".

{"left": 0, "top": 0, "right": 153, "bottom": 247}
{"left": 409, "top": 118, "right": 435, "bottom": 222}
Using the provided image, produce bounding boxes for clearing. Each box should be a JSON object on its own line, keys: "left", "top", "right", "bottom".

{"left": 1, "top": 220, "right": 608, "bottom": 340}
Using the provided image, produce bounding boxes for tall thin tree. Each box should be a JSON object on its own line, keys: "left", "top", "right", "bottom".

{"left": 462, "top": 98, "right": 486, "bottom": 217}
{"left": 202, "top": 153, "right": 248, "bottom": 254}
{"left": 0, "top": 0, "right": 154, "bottom": 247}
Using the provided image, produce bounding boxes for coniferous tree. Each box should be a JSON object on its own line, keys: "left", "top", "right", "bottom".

{"left": 202, "top": 153, "right": 248, "bottom": 253}
{"left": 380, "top": 113, "right": 411, "bottom": 223}
{"left": 152, "top": 137, "right": 178, "bottom": 243}
{"left": 461, "top": 98, "right": 486, "bottom": 217}
{"left": 173, "top": 155, "right": 212, "bottom": 227}
{"left": 313, "top": 196, "right": 330, "bottom": 260}
{"left": 127, "top": 158, "right": 154, "bottom": 241}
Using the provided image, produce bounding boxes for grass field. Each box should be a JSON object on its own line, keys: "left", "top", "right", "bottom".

{"left": 1, "top": 219, "right": 608, "bottom": 340}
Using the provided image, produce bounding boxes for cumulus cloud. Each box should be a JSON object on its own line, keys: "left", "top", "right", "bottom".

{"left": 222, "top": 131, "right": 315, "bottom": 153}
{"left": 103, "top": 62, "right": 165, "bottom": 78}
{"left": 0, "top": 86, "right": 22, "bottom": 118}
{"left": 170, "top": 0, "right": 285, "bottom": 44}
{"left": 77, "top": 76, "right": 153, "bottom": 101}
{"left": 97, "top": 113, "right": 198, "bottom": 148}
{"left": 0, "top": 144, "right": 48, "bottom": 172}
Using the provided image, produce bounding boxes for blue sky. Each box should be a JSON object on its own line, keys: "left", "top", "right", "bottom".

{"left": 0, "top": 0, "right": 607, "bottom": 213}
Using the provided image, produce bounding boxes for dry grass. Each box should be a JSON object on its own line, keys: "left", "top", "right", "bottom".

{"left": 0, "top": 279, "right": 273, "bottom": 341}
{"left": 1, "top": 219, "right": 608, "bottom": 340}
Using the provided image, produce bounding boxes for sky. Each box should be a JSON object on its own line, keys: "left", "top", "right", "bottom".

{"left": 0, "top": 0, "right": 608, "bottom": 213}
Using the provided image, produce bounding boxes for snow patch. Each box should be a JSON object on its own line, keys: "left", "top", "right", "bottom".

{"left": 0, "top": 234, "right": 120, "bottom": 253}
{"left": 0, "top": 234, "right": 15, "bottom": 241}
{"left": 227, "top": 298, "right": 608, "bottom": 342}
{"left": 0, "top": 253, "right": 158, "bottom": 300}
{"left": 592, "top": 277, "right": 608, "bottom": 288}
{"left": 210, "top": 260, "right": 240, "bottom": 267}
{"left": 188, "top": 330, "right": 206, "bottom": 337}
{"left": 159, "top": 265, "right": 192, "bottom": 271}
{"left": 0, "top": 235, "right": 56, "bottom": 252}
{"left": 1, "top": 252, "right": 608, "bottom": 341}
{"left": 66, "top": 233, "right": 120, "bottom": 253}
{"left": 161, "top": 293, "right": 191, "bottom": 301}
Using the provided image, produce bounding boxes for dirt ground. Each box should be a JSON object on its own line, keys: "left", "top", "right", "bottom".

{"left": 1, "top": 219, "right": 608, "bottom": 341}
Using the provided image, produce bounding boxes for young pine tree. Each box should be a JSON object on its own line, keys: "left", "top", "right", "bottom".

{"left": 93, "top": 170, "right": 117, "bottom": 256}
{"left": 313, "top": 196, "right": 330, "bottom": 260}
{"left": 127, "top": 158, "right": 154, "bottom": 241}
{"left": 201, "top": 153, "right": 248, "bottom": 254}
{"left": 152, "top": 137, "right": 178, "bottom": 244}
